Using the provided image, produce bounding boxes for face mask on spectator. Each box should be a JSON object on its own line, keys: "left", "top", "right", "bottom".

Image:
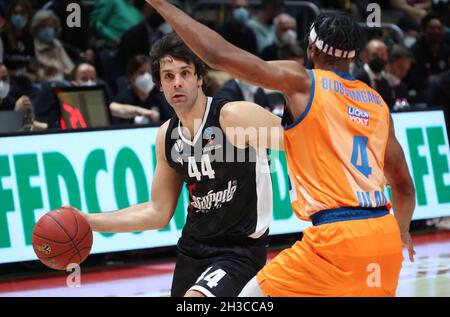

{"left": 281, "top": 30, "right": 297, "bottom": 45}
{"left": 80, "top": 80, "right": 96, "bottom": 87}
{"left": 368, "top": 58, "right": 386, "bottom": 74}
{"left": 38, "top": 27, "right": 55, "bottom": 43}
{"left": 0, "top": 81, "right": 10, "bottom": 99}
{"left": 158, "top": 22, "right": 172, "bottom": 35}
{"left": 11, "top": 14, "right": 28, "bottom": 29}
{"left": 233, "top": 7, "right": 250, "bottom": 25}
{"left": 134, "top": 73, "right": 154, "bottom": 94}
{"left": 404, "top": 36, "right": 417, "bottom": 48}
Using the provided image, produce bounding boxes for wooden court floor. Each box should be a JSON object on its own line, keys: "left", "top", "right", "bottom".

{"left": 0, "top": 230, "right": 448, "bottom": 297}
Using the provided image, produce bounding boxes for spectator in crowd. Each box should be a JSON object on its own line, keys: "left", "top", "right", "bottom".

{"left": 247, "top": 0, "right": 284, "bottom": 53}
{"left": 397, "top": 14, "right": 422, "bottom": 48}
{"left": 41, "top": 0, "right": 95, "bottom": 65}
{"left": 407, "top": 12, "right": 450, "bottom": 102}
{"left": 217, "top": 78, "right": 271, "bottom": 108}
{"left": 261, "top": 13, "right": 297, "bottom": 61}
{"left": 71, "top": 63, "right": 97, "bottom": 87}
{"left": 0, "top": 64, "right": 16, "bottom": 111}
{"left": 110, "top": 54, "right": 173, "bottom": 125}
{"left": 0, "top": 2, "right": 6, "bottom": 29}
{"left": 385, "top": 45, "right": 414, "bottom": 110}
{"left": 0, "top": 37, "right": 3, "bottom": 63}
{"left": 90, "top": 0, "right": 143, "bottom": 49}
{"left": 277, "top": 42, "right": 305, "bottom": 65}
{"left": 0, "top": 63, "right": 47, "bottom": 130}
{"left": 1, "top": 0, "right": 36, "bottom": 79}
{"left": 355, "top": 39, "right": 395, "bottom": 107}
{"left": 118, "top": 4, "right": 168, "bottom": 72}
{"left": 71, "top": 62, "right": 113, "bottom": 103}
{"left": 31, "top": 9, "right": 74, "bottom": 82}
{"left": 427, "top": 69, "right": 450, "bottom": 110}
{"left": 219, "top": 0, "right": 258, "bottom": 55}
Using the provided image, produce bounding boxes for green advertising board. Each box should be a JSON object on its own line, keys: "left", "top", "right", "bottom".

{"left": 0, "top": 110, "right": 449, "bottom": 264}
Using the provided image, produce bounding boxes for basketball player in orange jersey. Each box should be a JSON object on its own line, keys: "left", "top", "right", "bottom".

{"left": 146, "top": 0, "right": 416, "bottom": 296}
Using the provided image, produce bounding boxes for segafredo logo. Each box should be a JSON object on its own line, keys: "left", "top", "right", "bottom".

{"left": 348, "top": 106, "right": 370, "bottom": 126}
{"left": 191, "top": 180, "right": 238, "bottom": 212}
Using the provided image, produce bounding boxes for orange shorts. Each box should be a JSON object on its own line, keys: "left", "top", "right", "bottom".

{"left": 257, "top": 214, "right": 403, "bottom": 296}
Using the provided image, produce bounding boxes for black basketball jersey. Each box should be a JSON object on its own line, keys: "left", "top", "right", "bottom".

{"left": 165, "top": 97, "right": 272, "bottom": 256}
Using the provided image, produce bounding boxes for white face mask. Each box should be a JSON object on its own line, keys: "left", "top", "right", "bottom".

{"left": 80, "top": 80, "right": 96, "bottom": 87}
{"left": 158, "top": 22, "right": 173, "bottom": 35}
{"left": 404, "top": 36, "right": 417, "bottom": 48}
{"left": 281, "top": 30, "right": 297, "bottom": 45}
{"left": 134, "top": 72, "right": 154, "bottom": 94}
{"left": 0, "top": 81, "right": 10, "bottom": 99}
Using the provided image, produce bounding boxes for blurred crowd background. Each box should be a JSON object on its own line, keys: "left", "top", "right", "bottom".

{"left": 0, "top": 0, "right": 449, "bottom": 133}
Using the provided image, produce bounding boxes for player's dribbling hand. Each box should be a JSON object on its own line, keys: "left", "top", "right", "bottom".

{"left": 401, "top": 231, "right": 416, "bottom": 262}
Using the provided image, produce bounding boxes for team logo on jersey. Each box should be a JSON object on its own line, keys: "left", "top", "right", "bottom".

{"left": 348, "top": 106, "right": 370, "bottom": 126}
{"left": 204, "top": 127, "right": 215, "bottom": 145}
{"left": 204, "top": 127, "right": 214, "bottom": 140}
{"left": 174, "top": 139, "right": 184, "bottom": 153}
{"left": 190, "top": 180, "right": 238, "bottom": 212}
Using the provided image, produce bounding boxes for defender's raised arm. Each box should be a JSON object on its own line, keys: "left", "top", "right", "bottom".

{"left": 145, "top": 0, "right": 310, "bottom": 95}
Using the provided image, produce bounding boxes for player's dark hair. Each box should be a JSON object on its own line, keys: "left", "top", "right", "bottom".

{"left": 149, "top": 32, "right": 208, "bottom": 90}
{"left": 308, "top": 12, "right": 364, "bottom": 64}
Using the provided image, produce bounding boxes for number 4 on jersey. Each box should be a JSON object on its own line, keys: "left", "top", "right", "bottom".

{"left": 351, "top": 136, "right": 372, "bottom": 178}
{"left": 188, "top": 155, "right": 216, "bottom": 181}
{"left": 196, "top": 267, "right": 227, "bottom": 288}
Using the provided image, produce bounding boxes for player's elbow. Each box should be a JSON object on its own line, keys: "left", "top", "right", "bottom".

{"left": 145, "top": 203, "right": 172, "bottom": 230}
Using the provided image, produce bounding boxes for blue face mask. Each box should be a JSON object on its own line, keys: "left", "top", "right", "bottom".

{"left": 38, "top": 27, "right": 55, "bottom": 43}
{"left": 233, "top": 7, "right": 250, "bottom": 25}
{"left": 11, "top": 14, "right": 28, "bottom": 29}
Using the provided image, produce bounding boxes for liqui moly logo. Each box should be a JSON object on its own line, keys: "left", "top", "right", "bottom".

{"left": 348, "top": 106, "right": 370, "bottom": 126}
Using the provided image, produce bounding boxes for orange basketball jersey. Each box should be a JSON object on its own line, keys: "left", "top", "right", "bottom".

{"left": 284, "top": 69, "right": 392, "bottom": 221}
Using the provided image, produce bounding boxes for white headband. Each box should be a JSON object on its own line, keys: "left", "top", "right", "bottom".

{"left": 309, "top": 26, "right": 356, "bottom": 59}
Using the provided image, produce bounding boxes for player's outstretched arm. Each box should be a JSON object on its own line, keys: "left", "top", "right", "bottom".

{"left": 220, "top": 101, "right": 284, "bottom": 151}
{"left": 384, "top": 115, "right": 416, "bottom": 262}
{"left": 82, "top": 121, "right": 183, "bottom": 233}
{"left": 145, "top": 0, "right": 310, "bottom": 95}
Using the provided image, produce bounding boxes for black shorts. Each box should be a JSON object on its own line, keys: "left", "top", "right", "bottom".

{"left": 171, "top": 245, "right": 266, "bottom": 297}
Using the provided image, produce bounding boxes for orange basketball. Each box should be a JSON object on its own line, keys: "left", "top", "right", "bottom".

{"left": 32, "top": 207, "right": 93, "bottom": 270}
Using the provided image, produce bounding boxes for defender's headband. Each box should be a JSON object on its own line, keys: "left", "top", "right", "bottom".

{"left": 309, "top": 26, "right": 356, "bottom": 59}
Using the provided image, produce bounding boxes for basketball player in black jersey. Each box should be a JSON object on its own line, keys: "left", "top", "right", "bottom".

{"left": 74, "top": 33, "right": 283, "bottom": 297}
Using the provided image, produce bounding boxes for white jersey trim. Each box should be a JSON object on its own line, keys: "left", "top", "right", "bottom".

{"left": 178, "top": 97, "right": 212, "bottom": 146}
{"left": 249, "top": 153, "right": 273, "bottom": 239}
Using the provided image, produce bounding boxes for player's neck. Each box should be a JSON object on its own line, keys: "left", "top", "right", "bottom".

{"left": 317, "top": 61, "right": 350, "bottom": 74}
{"left": 177, "top": 93, "right": 208, "bottom": 141}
